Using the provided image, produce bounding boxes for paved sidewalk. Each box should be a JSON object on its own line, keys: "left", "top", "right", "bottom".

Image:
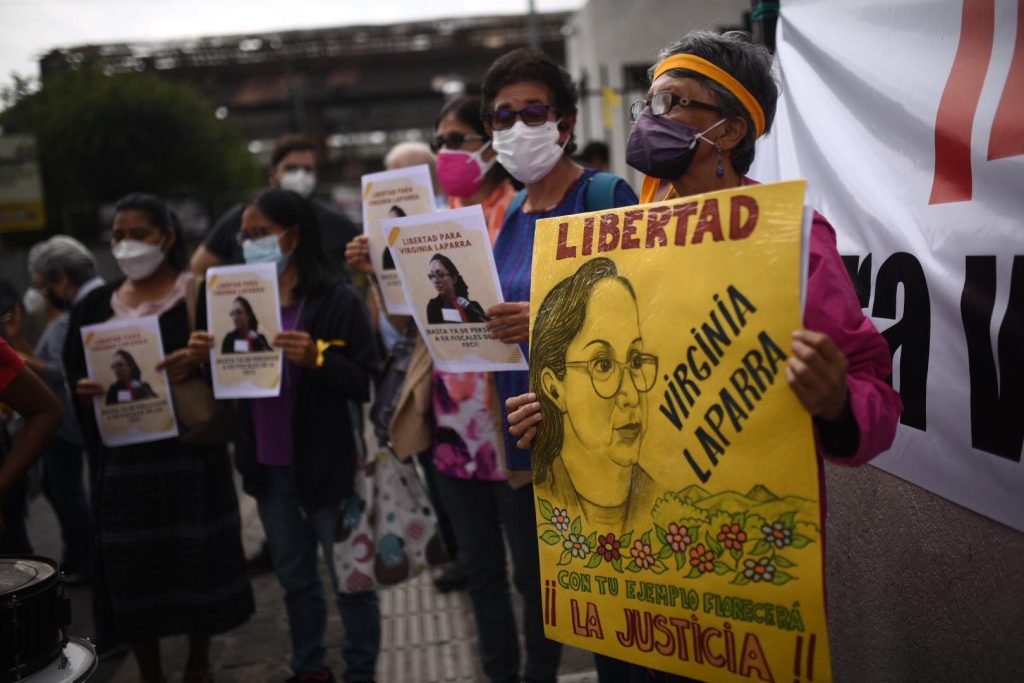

{"left": 28, "top": 474, "right": 599, "bottom": 683}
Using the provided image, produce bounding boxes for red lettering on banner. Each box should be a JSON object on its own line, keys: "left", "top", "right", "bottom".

{"left": 729, "top": 195, "right": 759, "bottom": 240}
{"left": 988, "top": 0, "right": 1024, "bottom": 160}
{"left": 930, "top": 0, "right": 995, "bottom": 204}
{"left": 552, "top": 223, "right": 577, "bottom": 260}
{"left": 692, "top": 199, "right": 724, "bottom": 244}
{"left": 598, "top": 213, "right": 620, "bottom": 252}
{"left": 556, "top": 222, "right": 576, "bottom": 260}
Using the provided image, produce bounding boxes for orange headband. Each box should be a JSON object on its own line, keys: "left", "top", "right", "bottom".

{"left": 653, "top": 54, "right": 766, "bottom": 137}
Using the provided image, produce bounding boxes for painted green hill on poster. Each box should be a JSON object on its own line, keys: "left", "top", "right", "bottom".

{"left": 676, "top": 484, "right": 711, "bottom": 503}
{"left": 746, "top": 484, "right": 780, "bottom": 503}
{"left": 652, "top": 484, "right": 818, "bottom": 528}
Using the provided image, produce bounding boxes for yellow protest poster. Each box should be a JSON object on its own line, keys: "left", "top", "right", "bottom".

{"left": 528, "top": 180, "right": 829, "bottom": 682}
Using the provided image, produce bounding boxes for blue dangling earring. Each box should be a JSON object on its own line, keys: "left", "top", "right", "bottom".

{"left": 715, "top": 145, "right": 725, "bottom": 178}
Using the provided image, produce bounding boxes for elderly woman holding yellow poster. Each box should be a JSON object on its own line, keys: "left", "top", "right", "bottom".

{"left": 508, "top": 30, "right": 903, "bottom": 683}
{"left": 512, "top": 28, "right": 902, "bottom": 502}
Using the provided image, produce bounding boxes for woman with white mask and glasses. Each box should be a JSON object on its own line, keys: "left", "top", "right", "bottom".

{"left": 475, "top": 48, "right": 637, "bottom": 683}
{"left": 64, "top": 192, "right": 253, "bottom": 683}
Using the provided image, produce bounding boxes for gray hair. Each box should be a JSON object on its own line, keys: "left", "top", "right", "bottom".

{"left": 28, "top": 235, "right": 96, "bottom": 286}
{"left": 384, "top": 141, "right": 436, "bottom": 171}
{"left": 650, "top": 31, "right": 777, "bottom": 175}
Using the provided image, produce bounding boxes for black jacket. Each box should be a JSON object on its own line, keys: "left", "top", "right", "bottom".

{"left": 233, "top": 278, "right": 378, "bottom": 513}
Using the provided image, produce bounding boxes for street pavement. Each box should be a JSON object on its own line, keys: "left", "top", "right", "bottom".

{"left": 24, "top": 471, "right": 599, "bottom": 683}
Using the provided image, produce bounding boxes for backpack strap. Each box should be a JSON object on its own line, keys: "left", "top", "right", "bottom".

{"left": 507, "top": 188, "right": 528, "bottom": 217}
{"left": 584, "top": 172, "right": 620, "bottom": 212}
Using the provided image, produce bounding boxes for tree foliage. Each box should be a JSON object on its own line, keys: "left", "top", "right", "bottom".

{"left": 0, "top": 68, "right": 259, "bottom": 228}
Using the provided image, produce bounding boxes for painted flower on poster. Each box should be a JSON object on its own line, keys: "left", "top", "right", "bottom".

{"left": 535, "top": 484, "right": 817, "bottom": 586}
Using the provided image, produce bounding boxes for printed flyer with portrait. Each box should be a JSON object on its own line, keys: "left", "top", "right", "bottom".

{"left": 361, "top": 164, "right": 437, "bottom": 316}
{"left": 386, "top": 204, "right": 527, "bottom": 373}
{"left": 528, "top": 180, "right": 828, "bottom": 681}
{"left": 205, "top": 262, "right": 283, "bottom": 399}
{"left": 81, "top": 315, "right": 178, "bottom": 447}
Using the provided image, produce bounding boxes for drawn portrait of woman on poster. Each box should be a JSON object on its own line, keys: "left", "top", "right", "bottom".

{"left": 221, "top": 296, "right": 273, "bottom": 354}
{"left": 105, "top": 348, "right": 158, "bottom": 405}
{"left": 530, "top": 257, "right": 659, "bottom": 533}
{"left": 425, "top": 253, "right": 490, "bottom": 325}
{"left": 381, "top": 205, "right": 405, "bottom": 271}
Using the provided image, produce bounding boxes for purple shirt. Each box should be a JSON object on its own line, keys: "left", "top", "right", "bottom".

{"left": 251, "top": 302, "right": 300, "bottom": 466}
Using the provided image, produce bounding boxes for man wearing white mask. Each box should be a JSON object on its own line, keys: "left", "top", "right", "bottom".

{"left": 190, "top": 134, "right": 358, "bottom": 275}
{"left": 19, "top": 236, "right": 103, "bottom": 580}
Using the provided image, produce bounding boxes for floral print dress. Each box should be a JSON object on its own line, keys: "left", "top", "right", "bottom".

{"left": 431, "top": 369, "right": 505, "bottom": 481}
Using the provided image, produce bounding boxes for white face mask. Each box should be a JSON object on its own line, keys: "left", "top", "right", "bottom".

{"left": 492, "top": 120, "right": 567, "bottom": 185}
{"left": 278, "top": 169, "right": 316, "bottom": 198}
{"left": 22, "top": 287, "right": 46, "bottom": 317}
{"left": 113, "top": 238, "right": 165, "bottom": 281}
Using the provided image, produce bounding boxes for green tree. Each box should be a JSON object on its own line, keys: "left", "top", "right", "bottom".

{"left": 0, "top": 68, "right": 259, "bottom": 230}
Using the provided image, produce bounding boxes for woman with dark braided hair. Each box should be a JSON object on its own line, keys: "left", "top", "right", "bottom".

{"left": 65, "top": 192, "right": 253, "bottom": 683}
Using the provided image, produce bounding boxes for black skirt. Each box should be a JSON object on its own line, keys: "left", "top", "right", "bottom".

{"left": 95, "top": 439, "right": 254, "bottom": 641}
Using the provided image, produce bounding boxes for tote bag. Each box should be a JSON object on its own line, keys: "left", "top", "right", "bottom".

{"left": 332, "top": 447, "right": 448, "bottom": 592}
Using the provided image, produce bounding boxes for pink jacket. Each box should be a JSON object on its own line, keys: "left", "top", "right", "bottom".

{"left": 805, "top": 211, "right": 903, "bottom": 467}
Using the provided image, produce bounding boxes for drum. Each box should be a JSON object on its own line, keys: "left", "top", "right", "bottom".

{"left": 0, "top": 557, "right": 71, "bottom": 683}
{"left": 17, "top": 638, "right": 96, "bottom": 683}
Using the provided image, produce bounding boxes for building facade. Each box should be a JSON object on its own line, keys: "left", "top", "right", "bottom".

{"left": 564, "top": 0, "right": 751, "bottom": 186}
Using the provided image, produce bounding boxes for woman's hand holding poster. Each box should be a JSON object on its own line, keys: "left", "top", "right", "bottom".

{"left": 205, "top": 262, "right": 283, "bottom": 399}
{"left": 361, "top": 164, "right": 436, "bottom": 315}
{"left": 81, "top": 315, "right": 178, "bottom": 446}
{"left": 386, "top": 205, "right": 527, "bottom": 373}
{"left": 528, "top": 180, "right": 829, "bottom": 682}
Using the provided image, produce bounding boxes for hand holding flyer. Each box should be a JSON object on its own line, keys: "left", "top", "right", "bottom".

{"left": 386, "top": 205, "right": 527, "bottom": 373}
{"left": 81, "top": 315, "right": 178, "bottom": 447}
{"left": 361, "top": 164, "right": 437, "bottom": 315}
{"left": 205, "top": 262, "right": 284, "bottom": 399}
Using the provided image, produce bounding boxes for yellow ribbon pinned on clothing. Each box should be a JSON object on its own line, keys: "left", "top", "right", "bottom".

{"left": 315, "top": 338, "right": 347, "bottom": 368}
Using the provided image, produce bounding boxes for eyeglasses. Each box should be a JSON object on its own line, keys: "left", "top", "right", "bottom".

{"left": 431, "top": 133, "right": 486, "bottom": 152}
{"left": 427, "top": 271, "right": 452, "bottom": 281}
{"left": 485, "top": 104, "right": 559, "bottom": 131}
{"left": 629, "top": 92, "right": 722, "bottom": 122}
{"left": 564, "top": 351, "right": 659, "bottom": 399}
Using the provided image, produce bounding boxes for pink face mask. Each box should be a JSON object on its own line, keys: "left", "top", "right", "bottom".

{"left": 436, "top": 143, "right": 496, "bottom": 198}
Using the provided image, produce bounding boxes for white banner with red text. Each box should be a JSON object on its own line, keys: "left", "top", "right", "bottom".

{"left": 751, "top": 0, "right": 1024, "bottom": 531}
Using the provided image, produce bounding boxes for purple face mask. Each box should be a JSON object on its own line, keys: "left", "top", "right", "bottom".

{"left": 626, "top": 108, "right": 725, "bottom": 180}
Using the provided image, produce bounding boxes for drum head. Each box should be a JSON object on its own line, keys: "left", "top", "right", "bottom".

{"left": 18, "top": 637, "right": 97, "bottom": 683}
{"left": 0, "top": 558, "right": 57, "bottom": 595}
